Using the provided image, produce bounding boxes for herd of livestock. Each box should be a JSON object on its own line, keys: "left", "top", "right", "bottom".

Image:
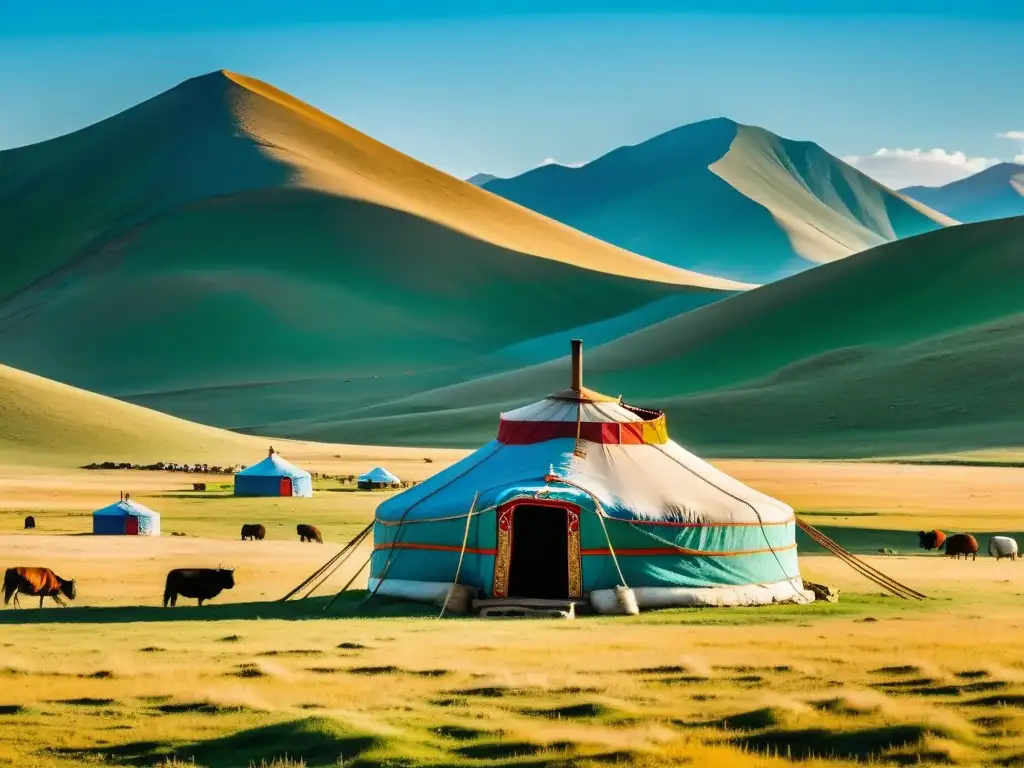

{"left": 4, "top": 522, "right": 326, "bottom": 609}
{"left": 3, "top": 525, "right": 1019, "bottom": 610}
{"left": 917, "top": 530, "right": 1019, "bottom": 560}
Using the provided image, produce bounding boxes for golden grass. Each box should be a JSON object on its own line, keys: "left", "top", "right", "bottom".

{"left": 2, "top": 459, "right": 1024, "bottom": 766}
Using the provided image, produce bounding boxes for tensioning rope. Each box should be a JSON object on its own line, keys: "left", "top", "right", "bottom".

{"left": 324, "top": 551, "right": 376, "bottom": 612}
{"left": 362, "top": 399, "right": 564, "bottom": 608}
{"left": 438, "top": 491, "right": 479, "bottom": 619}
{"left": 795, "top": 517, "right": 926, "bottom": 600}
{"left": 298, "top": 524, "right": 374, "bottom": 600}
{"left": 279, "top": 521, "right": 373, "bottom": 601}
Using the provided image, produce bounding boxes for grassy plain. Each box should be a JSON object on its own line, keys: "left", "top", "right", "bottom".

{"left": 1, "top": 459, "right": 1023, "bottom": 767}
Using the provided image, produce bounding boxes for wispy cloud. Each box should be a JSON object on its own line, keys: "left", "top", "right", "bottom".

{"left": 997, "top": 131, "right": 1024, "bottom": 141}
{"left": 843, "top": 148, "right": 1000, "bottom": 189}
{"left": 538, "top": 157, "right": 584, "bottom": 169}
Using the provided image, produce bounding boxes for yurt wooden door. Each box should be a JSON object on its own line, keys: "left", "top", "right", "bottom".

{"left": 279, "top": 477, "right": 293, "bottom": 496}
{"left": 493, "top": 500, "right": 582, "bottom": 600}
{"left": 125, "top": 516, "right": 139, "bottom": 535}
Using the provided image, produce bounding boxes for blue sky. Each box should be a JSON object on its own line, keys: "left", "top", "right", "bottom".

{"left": 2, "top": 1, "right": 1021, "bottom": 186}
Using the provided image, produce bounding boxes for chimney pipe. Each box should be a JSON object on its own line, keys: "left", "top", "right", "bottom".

{"left": 571, "top": 339, "right": 583, "bottom": 391}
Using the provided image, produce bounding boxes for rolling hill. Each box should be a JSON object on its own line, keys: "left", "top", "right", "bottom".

{"left": 482, "top": 118, "right": 954, "bottom": 283}
{"left": 902, "top": 162, "right": 1024, "bottom": 223}
{"left": 0, "top": 70, "right": 746, "bottom": 431}
{"left": 0, "top": 362, "right": 466, "bottom": 469}
{"left": 318, "top": 216, "right": 1024, "bottom": 457}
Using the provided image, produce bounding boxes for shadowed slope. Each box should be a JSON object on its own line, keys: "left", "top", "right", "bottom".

{"left": 484, "top": 119, "right": 952, "bottom": 283}
{"left": 902, "top": 163, "right": 1024, "bottom": 223}
{"left": 319, "top": 217, "right": 1024, "bottom": 457}
{"left": 0, "top": 71, "right": 743, "bottom": 425}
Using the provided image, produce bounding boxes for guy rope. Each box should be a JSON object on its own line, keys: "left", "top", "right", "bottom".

{"left": 796, "top": 517, "right": 926, "bottom": 600}
{"left": 280, "top": 521, "right": 373, "bottom": 602}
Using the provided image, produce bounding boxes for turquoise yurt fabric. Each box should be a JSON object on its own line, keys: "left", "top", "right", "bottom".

{"left": 92, "top": 499, "right": 161, "bottom": 536}
{"left": 369, "top": 387, "right": 808, "bottom": 610}
{"left": 234, "top": 451, "right": 312, "bottom": 497}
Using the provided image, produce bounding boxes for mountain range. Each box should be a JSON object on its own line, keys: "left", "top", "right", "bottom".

{"left": 481, "top": 118, "right": 953, "bottom": 283}
{"left": 0, "top": 70, "right": 744, "bottom": 434}
{"left": 2, "top": 70, "right": 1022, "bottom": 460}
{"left": 901, "top": 162, "right": 1024, "bottom": 223}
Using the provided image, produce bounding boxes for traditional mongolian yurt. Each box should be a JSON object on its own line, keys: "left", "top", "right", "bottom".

{"left": 369, "top": 340, "right": 811, "bottom": 613}
{"left": 92, "top": 494, "right": 161, "bottom": 536}
{"left": 358, "top": 467, "right": 401, "bottom": 490}
{"left": 234, "top": 447, "right": 313, "bottom": 497}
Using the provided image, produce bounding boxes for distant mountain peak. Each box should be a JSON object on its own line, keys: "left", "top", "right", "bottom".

{"left": 483, "top": 118, "right": 950, "bottom": 283}
{"left": 467, "top": 172, "right": 498, "bottom": 186}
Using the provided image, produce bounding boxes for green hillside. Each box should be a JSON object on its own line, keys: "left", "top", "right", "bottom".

{"left": 0, "top": 71, "right": 744, "bottom": 431}
{"left": 902, "top": 162, "right": 1024, "bottom": 223}
{"left": 319, "top": 216, "right": 1024, "bottom": 457}
{"left": 483, "top": 119, "right": 953, "bottom": 283}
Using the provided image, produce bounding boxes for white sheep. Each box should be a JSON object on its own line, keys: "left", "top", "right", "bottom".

{"left": 988, "top": 536, "right": 1019, "bottom": 561}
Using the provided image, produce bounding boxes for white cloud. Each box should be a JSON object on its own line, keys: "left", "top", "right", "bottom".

{"left": 537, "top": 157, "right": 584, "bottom": 169}
{"left": 843, "top": 147, "right": 1000, "bottom": 189}
{"left": 998, "top": 131, "right": 1024, "bottom": 141}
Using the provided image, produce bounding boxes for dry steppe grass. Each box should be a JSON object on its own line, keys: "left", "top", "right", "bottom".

{"left": 1, "top": 460, "right": 1023, "bottom": 766}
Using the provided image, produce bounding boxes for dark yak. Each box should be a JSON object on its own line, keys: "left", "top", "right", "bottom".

{"left": 240, "top": 523, "right": 266, "bottom": 541}
{"left": 943, "top": 533, "right": 979, "bottom": 561}
{"left": 163, "top": 568, "right": 235, "bottom": 606}
{"left": 918, "top": 530, "right": 947, "bottom": 551}
{"left": 297, "top": 524, "right": 323, "bottom": 543}
{"left": 4, "top": 567, "right": 77, "bottom": 608}
{"left": 24, "top": 516, "right": 35, "bottom": 530}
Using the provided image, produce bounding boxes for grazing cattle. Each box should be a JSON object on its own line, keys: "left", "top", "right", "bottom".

{"left": 944, "top": 533, "right": 979, "bottom": 561}
{"left": 240, "top": 523, "right": 266, "bottom": 541}
{"left": 23, "top": 516, "right": 35, "bottom": 530}
{"left": 918, "top": 530, "right": 947, "bottom": 551}
{"left": 4, "top": 567, "right": 76, "bottom": 608}
{"left": 297, "top": 524, "right": 323, "bottom": 543}
{"left": 163, "top": 568, "right": 235, "bottom": 607}
{"left": 988, "top": 536, "right": 1019, "bottom": 561}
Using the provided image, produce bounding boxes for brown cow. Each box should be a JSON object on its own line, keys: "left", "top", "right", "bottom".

{"left": 297, "top": 524, "right": 323, "bottom": 543}
{"left": 918, "top": 530, "right": 947, "bottom": 551}
{"left": 944, "top": 533, "right": 979, "bottom": 561}
{"left": 3, "top": 567, "right": 77, "bottom": 608}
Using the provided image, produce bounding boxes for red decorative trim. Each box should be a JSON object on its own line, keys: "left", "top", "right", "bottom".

{"left": 624, "top": 517, "right": 796, "bottom": 528}
{"left": 371, "top": 541, "right": 796, "bottom": 558}
{"left": 580, "top": 543, "right": 798, "bottom": 557}
{"left": 497, "top": 418, "right": 666, "bottom": 445}
{"left": 492, "top": 498, "right": 584, "bottom": 598}
{"left": 374, "top": 542, "right": 497, "bottom": 555}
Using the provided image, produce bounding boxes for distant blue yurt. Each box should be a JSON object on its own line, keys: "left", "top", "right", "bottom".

{"left": 358, "top": 467, "right": 401, "bottom": 489}
{"left": 234, "top": 447, "right": 313, "bottom": 497}
{"left": 92, "top": 494, "right": 161, "bottom": 536}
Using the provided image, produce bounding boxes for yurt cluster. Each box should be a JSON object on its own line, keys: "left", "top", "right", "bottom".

{"left": 87, "top": 338, "right": 830, "bottom": 617}
{"left": 89, "top": 448, "right": 402, "bottom": 536}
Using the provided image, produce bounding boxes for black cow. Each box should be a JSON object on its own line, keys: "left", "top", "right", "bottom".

{"left": 241, "top": 523, "right": 266, "bottom": 541}
{"left": 23, "top": 516, "right": 35, "bottom": 530}
{"left": 918, "top": 530, "right": 947, "bottom": 550}
{"left": 297, "top": 524, "right": 323, "bottom": 543}
{"left": 163, "top": 568, "right": 235, "bottom": 606}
